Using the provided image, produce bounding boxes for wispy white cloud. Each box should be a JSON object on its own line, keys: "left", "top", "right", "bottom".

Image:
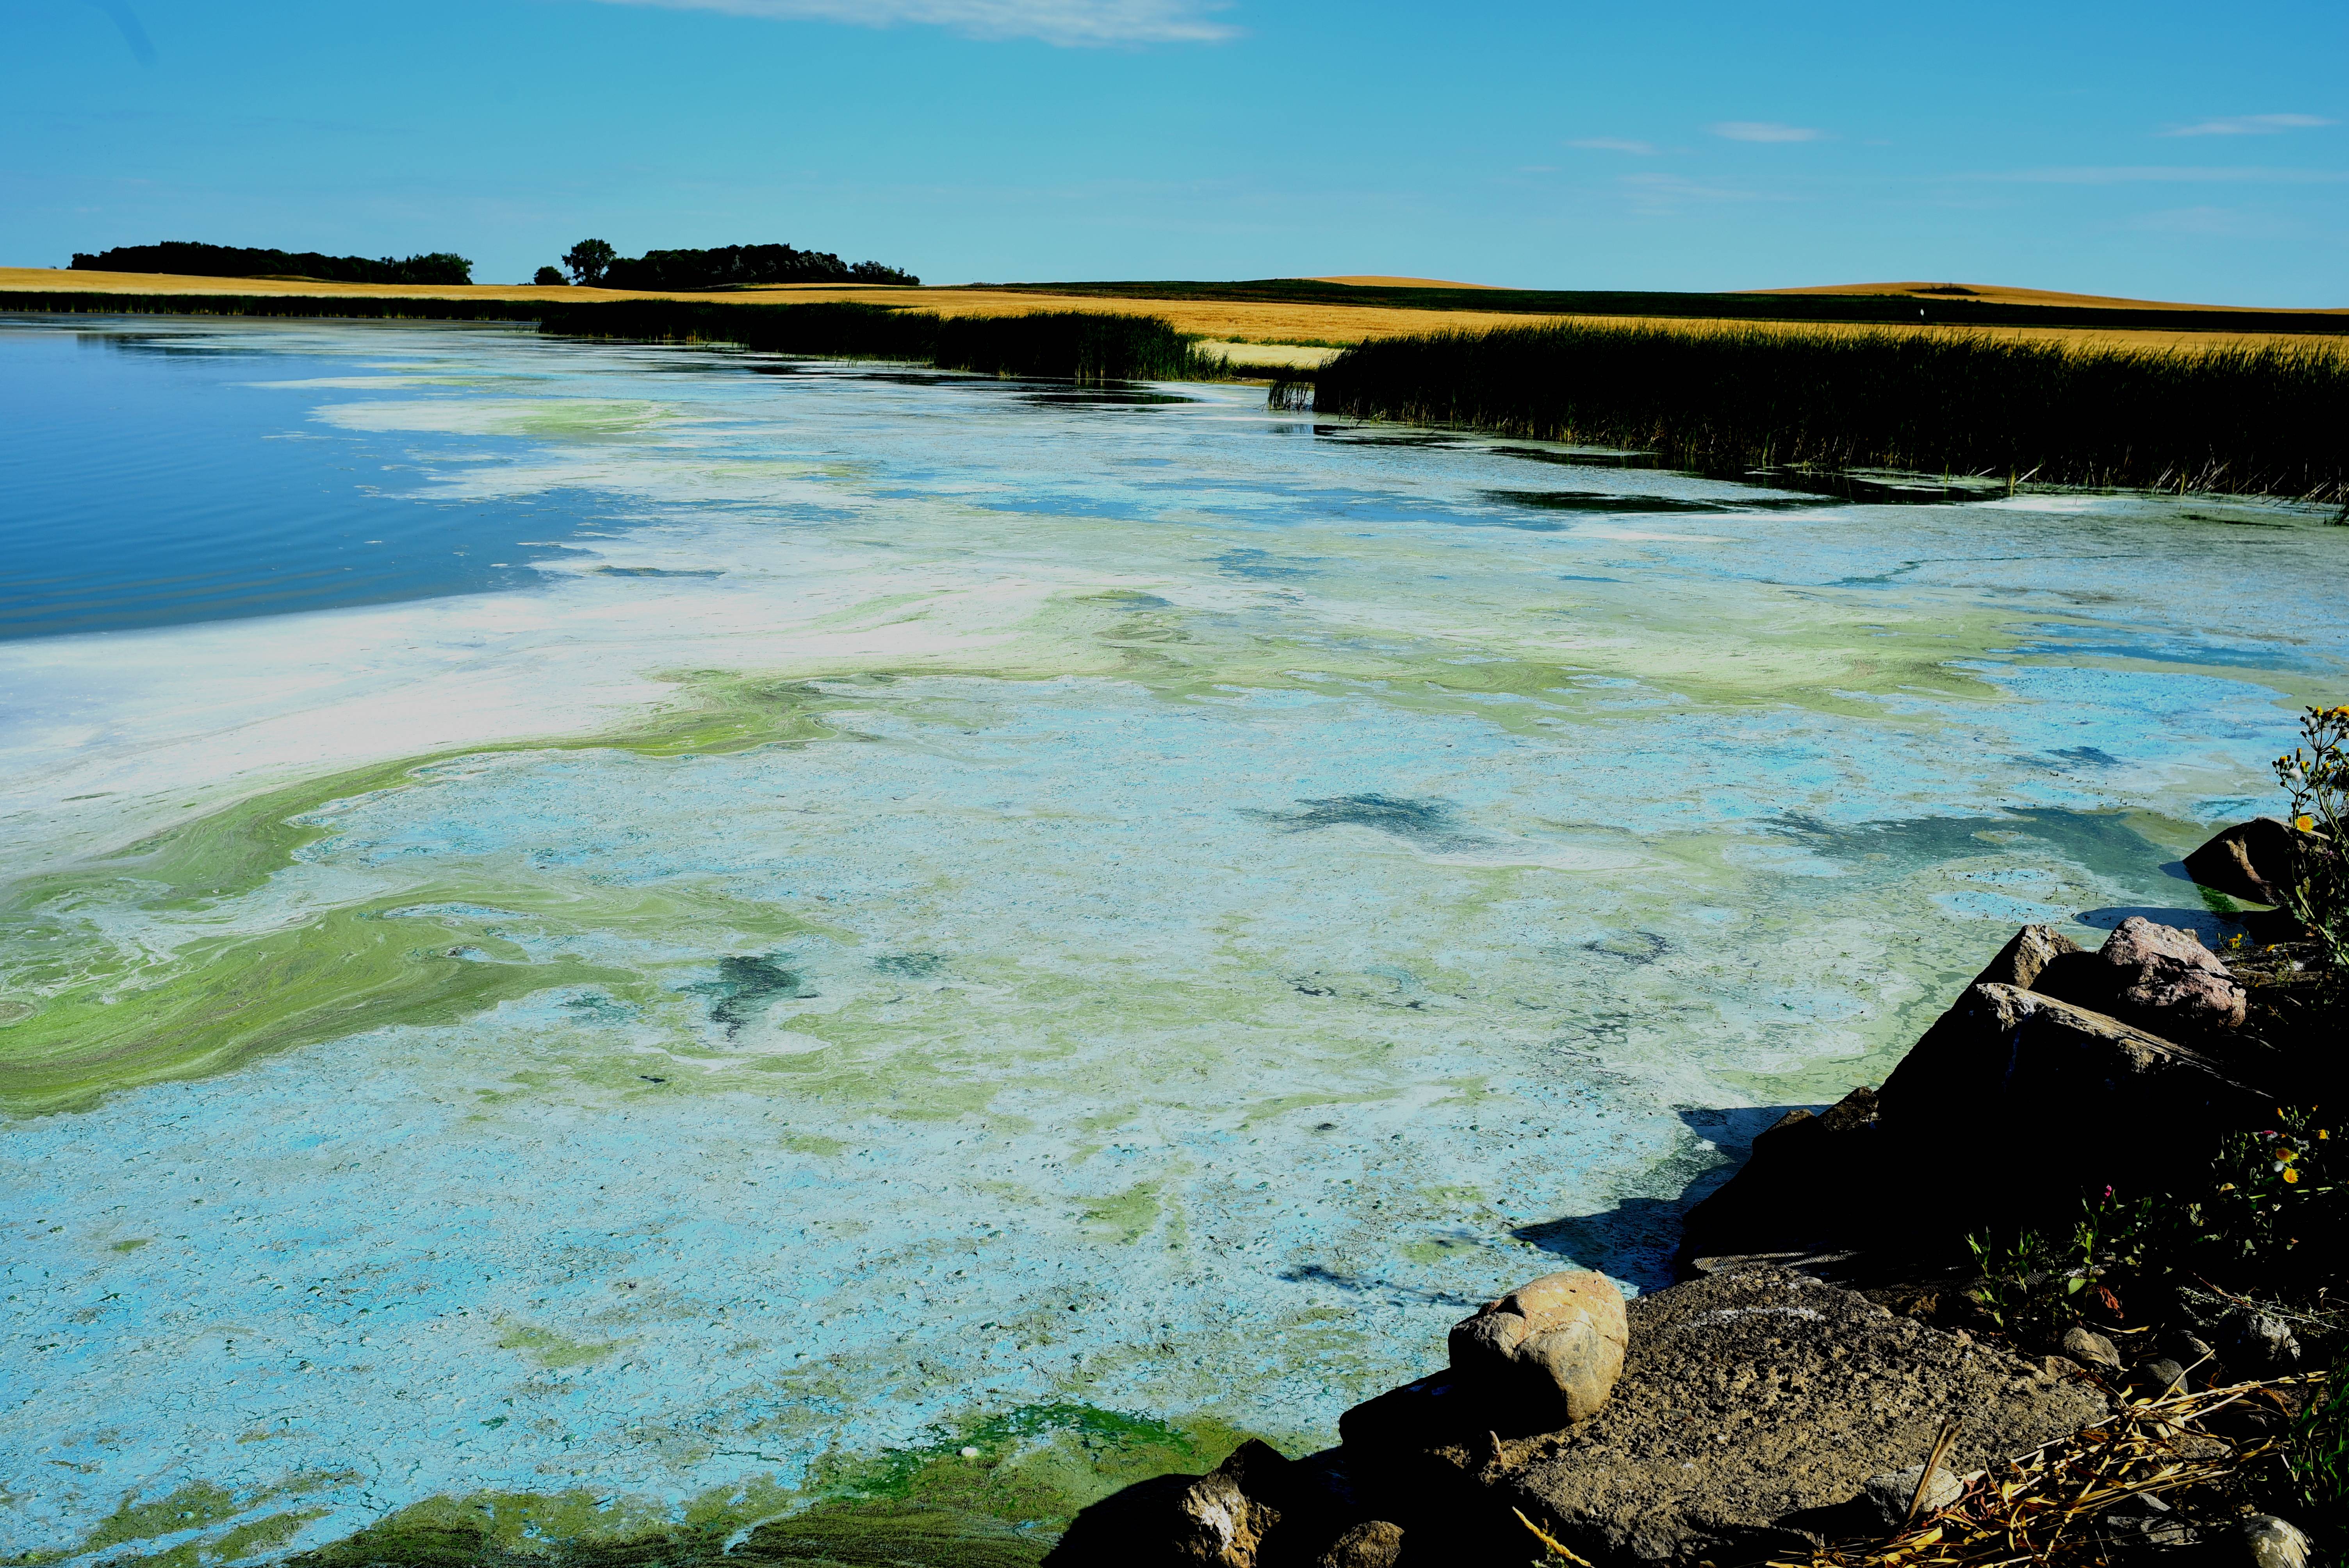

{"left": 579, "top": 0, "right": 1237, "bottom": 46}
{"left": 1979, "top": 165, "right": 2349, "bottom": 184}
{"left": 1567, "top": 137, "right": 1658, "bottom": 155}
{"left": 1618, "top": 172, "right": 1766, "bottom": 214}
{"left": 1711, "top": 121, "right": 1823, "bottom": 143}
{"left": 2129, "top": 205, "right": 2286, "bottom": 237}
{"left": 2160, "top": 113, "right": 2334, "bottom": 138}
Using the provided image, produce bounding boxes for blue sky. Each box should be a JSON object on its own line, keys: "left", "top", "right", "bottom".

{"left": 4, "top": 0, "right": 2343, "bottom": 303}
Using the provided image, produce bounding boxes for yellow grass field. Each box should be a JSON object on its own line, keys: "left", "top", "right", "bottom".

{"left": 4, "top": 267, "right": 2342, "bottom": 358}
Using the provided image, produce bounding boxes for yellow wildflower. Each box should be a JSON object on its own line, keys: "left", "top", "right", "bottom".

{"left": 2297, "top": 814, "right": 2318, "bottom": 832}
{"left": 2284, "top": 1168, "right": 2301, "bottom": 1185}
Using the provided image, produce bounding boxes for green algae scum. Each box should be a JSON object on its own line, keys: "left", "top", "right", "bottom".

{"left": 3, "top": 312, "right": 2347, "bottom": 1568}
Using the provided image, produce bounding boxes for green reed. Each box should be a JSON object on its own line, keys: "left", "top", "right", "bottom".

{"left": 538, "top": 299, "right": 1224, "bottom": 383}
{"left": 1307, "top": 320, "right": 2349, "bottom": 501}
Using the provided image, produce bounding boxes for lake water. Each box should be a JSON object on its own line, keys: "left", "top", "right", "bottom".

{"left": 4, "top": 315, "right": 2345, "bottom": 1564}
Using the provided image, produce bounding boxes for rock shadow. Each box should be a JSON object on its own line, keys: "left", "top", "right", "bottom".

{"left": 1510, "top": 1104, "right": 1816, "bottom": 1295}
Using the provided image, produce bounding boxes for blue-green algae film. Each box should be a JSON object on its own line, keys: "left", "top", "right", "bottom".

{"left": 3, "top": 315, "right": 2345, "bottom": 1566}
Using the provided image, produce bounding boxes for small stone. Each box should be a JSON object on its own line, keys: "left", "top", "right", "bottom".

{"left": 1171, "top": 1472, "right": 1274, "bottom": 1567}
{"left": 2243, "top": 1514, "right": 2313, "bottom": 1568}
{"left": 2107, "top": 1492, "right": 2199, "bottom": 1550}
{"left": 2098, "top": 916, "right": 2247, "bottom": 1032}
{"left": 2060, "top": 1325, "right": 2122, "bottom": 1371}
{"left": 960, "top": 1445, "right": 980, "bottom": 1459}
{"left": 1316, "top": 1520, "right": 1404, "bottom": 1568}
{"left": 1449, "top": 1270, "right": 1628, "bottom": 1429}
{"left": 1859, "top": 1465, "right": 1964, "bottom": 1529}
{"left": 2226, "top": 1311, "right": 2302, "bottom": 1375}
{"left": 2136, "top": 1357, "right": 2186, "bottom": 1395}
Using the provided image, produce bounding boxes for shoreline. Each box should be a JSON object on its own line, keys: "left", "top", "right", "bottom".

{"left": 9, "top": 268, "right": 2347, "bottom": 354}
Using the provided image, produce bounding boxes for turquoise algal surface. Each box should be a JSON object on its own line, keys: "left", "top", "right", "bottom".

{"left": 2, "top": 317, "right": 2345, "bottom": 1563}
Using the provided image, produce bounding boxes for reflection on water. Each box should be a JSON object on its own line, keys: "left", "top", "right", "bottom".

{"left": 2, "top": 315, "right": 2345, "bottom": 1564}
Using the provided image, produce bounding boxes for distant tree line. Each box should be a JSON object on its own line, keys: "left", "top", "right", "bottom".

{"left": 71, "top": 242, "right": 473, "bottom": 285}
{"left": 557, "top": 239, "right": 916, "bottom": 289}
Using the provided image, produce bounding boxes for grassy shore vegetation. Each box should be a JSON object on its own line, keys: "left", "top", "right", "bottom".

{"left": 1303, "top": 320, "right": 2349, "bottom": 501}
{"left": 538, "top": 299, "right": 1224, "bottom": 382}
{"left": 71, "top": 242, "right": 473, "bottom": 285}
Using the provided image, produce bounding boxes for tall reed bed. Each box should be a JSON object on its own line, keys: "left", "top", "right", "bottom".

{"left": 539, "top": 300, "right": 1221, "bottom": 383}
{"left": 1307, "top": 320, "right": 2349, "bottom": 501}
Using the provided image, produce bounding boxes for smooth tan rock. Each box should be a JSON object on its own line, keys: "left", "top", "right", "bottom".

{"left": 1449, "top": 1270, "right": 1627, "bottom": 1428}
{"left": 2244, "top": 1514, "right": 2313, "bottom": 1568}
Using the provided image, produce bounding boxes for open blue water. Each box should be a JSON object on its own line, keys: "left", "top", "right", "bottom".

{"left": 2, "top": 314, "right": 2345, "bottom": 1564}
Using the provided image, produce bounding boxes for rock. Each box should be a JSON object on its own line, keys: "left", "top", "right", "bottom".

{"left": 1355, "top": 1270, "right": 2108, "bottom": 1566}
{"left": 1045, "top": 1441, "right": 1295, "bottom": 1568}
{"left": 2184, "top": 818, "right": 2307, "bottom": 908}
{"left": 2103, "top": 1491, "right": 2200, "bottom": 1551}
{"left": 1876, "top": 983, "right": 2265, "bottom": 1228}
{"left": 1046, "top": 1474, "right": 1207, "bottom": 1567}
{"left": 2135, "top": 1358, "right": 2186, "bottom": 1395}
{"left": 1859, "top": 1465, "right": 1965, "bottom": 1530}
{"left": 2242, "top": 1514, "right": 2313, "bottom": 1568}
{"left": 1448, "top": 1270, "right": 1627, "bottom": 1431}
{"left": 2098, "top": 916, "right": 2247, "bottom": 1033}
{"left": 1315, "top": 1521, "right": 1404, "bottom": 1568}
{"left": 1172, "top": 1473, "right": 1271, "bottom": 1567}
{"left": 1973, "top": 923, "right": 2083, "bottom": 989}
{"left": 1674, "top": 1087, "right": 1880, "bottom": 1269}
{"left": 2224, "top": 1310, "right": 2302, "bottom": 1375}
{"left": 2025, "top": 947, "right": 2122, "bottom": 1014}
{"left": 2061, "top": 1325, "right": 2123, "bottom": 1372}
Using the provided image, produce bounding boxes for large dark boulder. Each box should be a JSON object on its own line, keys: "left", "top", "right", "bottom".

{"left": 1337, "top": 1270, "right": 2106, "bottom": 1566}
{"left": 1674, "top": 1086, "right": 1880, "bottom": 1272}
{"left": 1045, "top": 1441, "right": 1366, "bottom": 1568}
{"left": 1684, "top": 964, "right": 2271, "bottom": 1272}
{"left": 2183, "top": 816, "right": 2309, "bottom": 908}
{"left": 1877, "top": 981, "right": 2266, "bottom": 1222}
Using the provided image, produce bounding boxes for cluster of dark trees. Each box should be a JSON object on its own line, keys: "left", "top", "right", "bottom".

{"left": 551, "top": 239, "right": 917, "bottom": 290}
{"left": 70, "top": 242, "right": 473, "bottom": 285}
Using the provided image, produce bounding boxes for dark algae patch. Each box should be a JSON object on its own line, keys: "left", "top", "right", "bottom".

{"left": 696, "top": 953, "right": 814, "bottom": 1037}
